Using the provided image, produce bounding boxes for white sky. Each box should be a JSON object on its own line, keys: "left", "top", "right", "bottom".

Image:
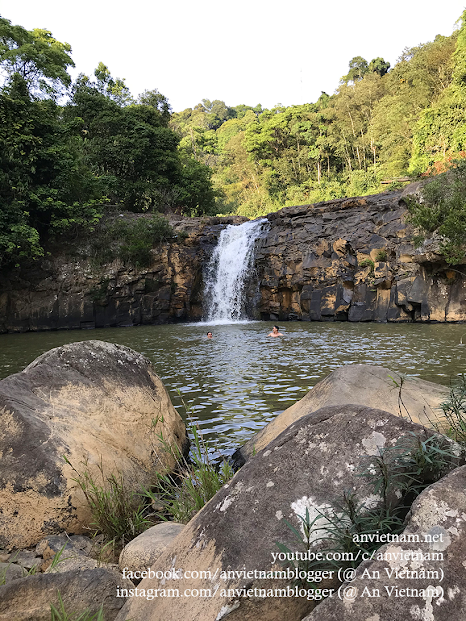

{"left": 1, "top": 0, "right": 464, "bottom": 112}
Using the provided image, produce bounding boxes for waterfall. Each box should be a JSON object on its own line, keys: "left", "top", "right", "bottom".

{"left": 204, "top": 218, "right": 267, "bottom": 323}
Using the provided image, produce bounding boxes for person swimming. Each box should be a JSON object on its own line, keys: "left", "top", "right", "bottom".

{"left": 207, "top": 332, "right": 213, "bottom": 339}
{"left": 268, "top": 325, "right": 283, "bottom": 337}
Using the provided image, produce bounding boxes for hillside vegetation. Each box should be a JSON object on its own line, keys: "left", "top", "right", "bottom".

{"left": 1, "top": 11, "right": 466, "bottom": 268}
{"left": 173, "top": 16, "right": 466, "bottom": 218}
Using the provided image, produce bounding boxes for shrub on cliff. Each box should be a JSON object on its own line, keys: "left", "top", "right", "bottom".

{"left": 405, "top": 159, "right": 466, "bottom": 264}
{"left": 89, "top": 214, "right": 174, "bottom": 267}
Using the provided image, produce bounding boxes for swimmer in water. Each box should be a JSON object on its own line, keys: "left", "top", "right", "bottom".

{"left": 207, "top": 332, "right": 213, "bottom": 339}
{"left": 268, "top": 325, "right": 283, "bottom": 337}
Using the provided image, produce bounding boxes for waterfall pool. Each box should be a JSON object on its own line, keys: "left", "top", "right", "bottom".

{"left": 1, "top": 321, "right": 465, "bottom": 459}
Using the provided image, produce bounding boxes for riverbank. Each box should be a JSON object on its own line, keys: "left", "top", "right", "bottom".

{"left": 2, "top": 341, "right": 466, "bottom": 620}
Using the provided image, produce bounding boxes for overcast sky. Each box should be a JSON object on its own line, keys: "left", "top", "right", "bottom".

{"left": 1, "top": 1, "right": 465, "bottom": 111}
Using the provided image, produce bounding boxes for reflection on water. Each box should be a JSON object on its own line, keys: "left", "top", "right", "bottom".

{"left": 0, "top": 322, "right": 465, "bottom": 457}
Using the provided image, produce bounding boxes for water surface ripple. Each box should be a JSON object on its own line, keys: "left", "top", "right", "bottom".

{"left": 1, "top": 322, "right": 465, "bottom": 458}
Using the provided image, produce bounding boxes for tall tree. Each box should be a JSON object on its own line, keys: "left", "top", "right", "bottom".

{"left": 369, "top": 57, "right": 390, "bottom": 77}
{"left": 0, "top": 16, "right": 74, "bottom": 97}
{"left": 342, "top": 56, "right": 369, "bottom": 83}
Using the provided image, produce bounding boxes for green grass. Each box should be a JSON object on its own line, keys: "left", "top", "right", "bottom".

{"left": 50, "top": 593, "right": 104, "bottom": 621}
{"left": 440, "top": 375, "right": 466, "bottom": 444}
{"left": 375, "top": 249, "right": 387, "bottom": 262}
{"left": 358, "top": 258, "right": 375, "bottom": 273}
{"left": 0, "top": 552, "right": 20, "bottom": 585}
{"left": 62, "top": 392, "right": 234, "bottom": 544}
{"left": 142, "top": 393, "right": 234, "bottom": 524}
{"left": 64, "top": 457, "right": 152, "bottom": 548}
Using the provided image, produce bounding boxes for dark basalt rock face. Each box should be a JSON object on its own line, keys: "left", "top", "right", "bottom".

{"left": 0, "top": 215, "right": 246, "bottom": 333}
{"left": 0, "top": 188, "right": 465, "bottom": 332}
{"left": 256, "top": 186, "right": 466, "bottom": 323}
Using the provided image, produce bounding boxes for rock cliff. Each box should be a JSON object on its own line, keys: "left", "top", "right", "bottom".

{"left": 0, "top": 186, "right": 465, "bottom": 332}
{"left": 256, "top": 185, "right": 466, "bottom": 323}
{"left": 0, "top": 215, "right": 245, "bottom": 333}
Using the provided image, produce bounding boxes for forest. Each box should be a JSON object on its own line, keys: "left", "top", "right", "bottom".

{"left": 1, "top": 10, "right": 466, "bottom": 268}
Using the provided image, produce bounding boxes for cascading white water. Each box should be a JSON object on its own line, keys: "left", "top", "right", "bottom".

{"left": 204, "top": 218, "right": 267, "bottom": 323}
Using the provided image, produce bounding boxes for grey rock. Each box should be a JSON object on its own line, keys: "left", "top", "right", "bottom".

{"left": 0, "top": 568, "right": 132, "bottom": 620}
{"left": 119, "top": 522, "right": 185, "bottom": 574}
{"left": 0, "top": 562, "right": 23, "bottom": 584}
{"left": 116, "top": 405, "right": 459, "bottom": 621}
{"left": 36, "top": 534, "right": 94, "bottom": 560}
{"left": 235, "top": 364, "right": 450, "bottom": 464}
{"left": 9, "top": 550, "right": 40, "bottom": 570}
{"left": 302, "top": 464, "right": 466, "bottom": 621}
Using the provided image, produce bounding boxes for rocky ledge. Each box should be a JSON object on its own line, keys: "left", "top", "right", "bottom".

{"left": 0, "top": 186, "right": 465, "bottom": 332}
{"left": 256, "top": 184, "right": 466, "bottom": 322}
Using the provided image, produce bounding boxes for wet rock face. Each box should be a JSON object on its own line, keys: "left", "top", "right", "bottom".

{"left": 115, "top": 405, "right": 460, "bottom": 621}
{"left": 302, "top": 464, "right": 466, "bottom": 621}
{"left": 0, "top": 340, "right": 187, "bottom": 549}
{"left": 257, "top": 188, "right": 466, "bottom": 323}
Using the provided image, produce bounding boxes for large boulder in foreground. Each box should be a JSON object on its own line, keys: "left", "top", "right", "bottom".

{"left": 0, "top": 568, "right": 131, "bottom": 621}
{"left": 235, "top": 364, "right": 449, "bottom": 465}
{"left": 303, "top": 463, "right": 466, "bottom": 621}
{"left": 0, "top": 340, "right": 187, "bottom": 549}
{"left": 116, "top": 404, "right": 459, "bottom": 621}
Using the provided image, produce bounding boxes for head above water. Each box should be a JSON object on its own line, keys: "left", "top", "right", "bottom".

{"left": 207, "top": 332, "right": 213, "bottom": 339}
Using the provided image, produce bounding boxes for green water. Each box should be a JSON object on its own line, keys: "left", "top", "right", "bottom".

{"left": 1, "top": 322, "right": 465, "bottom": 458}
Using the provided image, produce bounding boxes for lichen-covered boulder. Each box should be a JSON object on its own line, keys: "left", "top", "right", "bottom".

{"left": 302, "top": 464, "right": 466, "bottom": 621}
{"left": 116, "top": 404, "right": 459, "bottom": 621}
{"left": 235, "top": 364, "right": 449, "bottom": 465}
{"left": 0, "top": 340, "right": 187, "bottom": 549}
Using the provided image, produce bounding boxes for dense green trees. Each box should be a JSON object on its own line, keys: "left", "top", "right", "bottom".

{"left": 170, "top": 12, "right": 465, "bottom": 219}
{"left": 0, "top": 33, "right": 102, "bottom": 267}
{"left": 0, "top": 17, "right": 216, "bottom": 268}
{"left": 0, "top": 17, "right": 74, "bottom": 96}
{"left": 2, "top": 11, "right": 466, "bottom": 267}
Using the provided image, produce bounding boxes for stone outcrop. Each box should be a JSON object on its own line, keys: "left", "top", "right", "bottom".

{"left": 0, "top": 340, "right": 187, "bottom": 549}
{"left": 256, "top": 186, "right": 466, "bottom": 323}
{"left": 0, "top": 568, "right": 132, "bottom": 621}
{"left": 235, "top": 364, "right": 450, "bottom": 465}
{"left": 0, "top": 562, "right": 23, "bottom": 583}
{"left": 302, "top": 464, "right": 466, "bottom": 621}
{"left": 115, "top": 404, "right": 460, "bottom": 621}
{"left": 1, "top": 187, "right": 465, "bottom": 331}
